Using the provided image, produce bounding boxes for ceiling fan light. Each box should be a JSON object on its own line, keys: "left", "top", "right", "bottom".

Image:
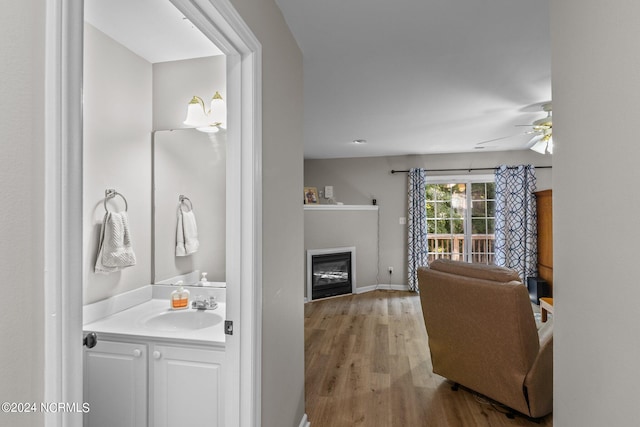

{"left": 546, "top": 136, "right": 554, "bottom": 154}
{"left": 533, "top": 116, "right": 552, "bottom": 128}
{"left": 530, "top": 138, "right": 548, "bottom": 154}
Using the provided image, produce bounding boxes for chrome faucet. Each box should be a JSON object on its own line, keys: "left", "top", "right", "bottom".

{"left": 191, "top": 295, "right": 217, "bottom": 310}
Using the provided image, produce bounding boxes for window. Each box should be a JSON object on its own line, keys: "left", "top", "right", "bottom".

{"left": 426, "top": 177, "right": 495, "bottom": 264}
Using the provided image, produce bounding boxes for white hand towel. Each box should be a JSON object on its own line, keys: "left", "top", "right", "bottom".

{"left": 95, "top": 211, "right": 137, "bottom": 274}
{"left": 176, "top": 208, "right": 185, "bottom": 256}
{"left": 176, "top": 208, "right": 199, "bottom": 256}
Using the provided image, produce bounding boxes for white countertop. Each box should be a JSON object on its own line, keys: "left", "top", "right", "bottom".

{"left": 83, "top": 299, "right": 226, "bottom": 347}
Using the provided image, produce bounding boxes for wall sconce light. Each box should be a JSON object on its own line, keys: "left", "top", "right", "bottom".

{"left": 183, "top": 91, "right": 226, "bottom": 133}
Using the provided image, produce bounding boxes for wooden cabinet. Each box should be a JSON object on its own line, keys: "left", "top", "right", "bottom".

{"left": 535, "top": 190, "right": 553, "bottom": 290}
{"left": 84, "top": 340, "right": 148, "bottom": 427}
{"left": 85, "top": 338, "right": 224, "bottom": 427}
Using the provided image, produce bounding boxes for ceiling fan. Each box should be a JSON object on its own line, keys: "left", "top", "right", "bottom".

{"left": 518, "top": 102, "right": 553, "bottom": 154}
{"left": 475, "top": 102, "right": 553, "bottom": 154}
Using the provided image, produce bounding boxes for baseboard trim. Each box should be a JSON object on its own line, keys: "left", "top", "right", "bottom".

{"left": 299, "top": 413, "right": 311, "bottom": 427}
{"left": 355, "top": 283, "right": 410, "bottom": 294}
{"left": 305, "top": 284, "right": 411, "bottom": 303}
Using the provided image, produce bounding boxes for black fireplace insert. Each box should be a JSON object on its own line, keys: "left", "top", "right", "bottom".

{"left": 311, "top": 251, "right": 352, "bottom": 300}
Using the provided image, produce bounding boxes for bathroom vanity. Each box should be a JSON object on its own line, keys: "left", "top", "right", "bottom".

{"left": 83, "top": 286, "right": 226, "bottom": 427}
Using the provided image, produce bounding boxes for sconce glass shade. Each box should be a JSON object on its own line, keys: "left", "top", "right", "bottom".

{"left": 183, "top": 96, "right": 209, "bottom": 127}
{"left": 208, "top": 91, "right": 226, "bottom": 128}
{"left": 184, "top": 93, "right": 226, "bottom": 133}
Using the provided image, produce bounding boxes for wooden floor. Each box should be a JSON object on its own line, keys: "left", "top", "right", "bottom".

{"left": 304, "top": 290, "right": 553, "bottom": 427}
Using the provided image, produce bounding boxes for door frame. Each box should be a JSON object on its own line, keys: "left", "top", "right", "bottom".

{"left": 43, "top": 1, "right": 262, "bottom": 426}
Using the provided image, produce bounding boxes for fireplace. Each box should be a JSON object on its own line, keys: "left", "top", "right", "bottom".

{"left": 307, "top": 247, "right": 356, "bottom": 300}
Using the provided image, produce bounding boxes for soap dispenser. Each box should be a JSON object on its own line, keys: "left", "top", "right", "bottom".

{"left": 171, "top": 281, "right": 190, "bottom": 310}
{"left": 198, "top": 272, "right": 208, "bottom": 287}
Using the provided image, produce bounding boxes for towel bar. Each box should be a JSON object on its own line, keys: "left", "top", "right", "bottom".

{"left": 104, "top": 189, "right": 128, "bottom": 212}
{"left": 179, "top": 195, "right": 193, "bottom": 211}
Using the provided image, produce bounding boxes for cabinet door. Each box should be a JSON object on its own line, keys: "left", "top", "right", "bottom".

{"left": 152, "top": 345, "right": 224, "bottom": 427}
{"left": 84, "top": 340, "right": 147, "bottom": 427}
{"left": 535, "top": 189, "right": 553, "bottom": 286}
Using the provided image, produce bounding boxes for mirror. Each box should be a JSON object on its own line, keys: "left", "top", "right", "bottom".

{"left": 153, "top": 129, "right": 226, "bottom": 284}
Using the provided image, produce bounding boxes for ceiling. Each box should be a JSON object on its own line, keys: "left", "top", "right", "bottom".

{"left": 84, "top": 0, "right": 222, "bottom": 64}
{"left": 274, "top": 0, "right": 551, "bottom": 158}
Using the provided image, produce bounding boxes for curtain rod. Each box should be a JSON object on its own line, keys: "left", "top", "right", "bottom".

{"left": 390, "top": 165, "right": 552, "bottom": 174}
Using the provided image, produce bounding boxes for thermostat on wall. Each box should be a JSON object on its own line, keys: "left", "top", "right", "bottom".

{"left": 324, "top": 186, "right": 333, "bottom": 198}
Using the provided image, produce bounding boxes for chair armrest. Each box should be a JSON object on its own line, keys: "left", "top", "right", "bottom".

{"left": 523, "top": 321, "right": 553, "bottom": 418}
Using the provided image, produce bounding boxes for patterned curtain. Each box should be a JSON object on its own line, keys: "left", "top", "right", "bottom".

{"left": 494, "top": 165, "right": 537, "bottom": 282}
{"left": 408, "top": 168, "right": 428, "bottom": 292}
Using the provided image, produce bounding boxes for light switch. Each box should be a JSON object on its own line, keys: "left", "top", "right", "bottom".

{"left": 399, "top": 217, "right": 407, "bottom": 225}
{"left": 324, "top": 186, "right": 334, "bottom": 198}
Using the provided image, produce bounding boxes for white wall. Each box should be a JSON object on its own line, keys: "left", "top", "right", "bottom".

{"left": 228, "top": 0, "right": 306, "bottom": 426}
{"left": 0, "top": 1, "right": 45, "bottom": 425}
{"left": 83, "top": 24, "right": 153, "bottom": 304}
{"left": 305, "top": 150, "right": 552, "bottom": 286}
{"left": 551, "top": 2, "right": 640, "bottom": 425}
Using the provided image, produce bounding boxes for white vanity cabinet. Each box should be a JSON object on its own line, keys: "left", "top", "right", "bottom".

{"left": 151, "top": 344, "right": 224, "bottom": 427}
{"left": 84, "top": 340, "right": 148, "bottom": 427}
{"left": 84, "top": 337, "right": 224, "bottom": 427}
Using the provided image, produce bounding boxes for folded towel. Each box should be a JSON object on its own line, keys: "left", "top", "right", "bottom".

{"left": 176, "top": 207, "right": 199, "bottom": 256}
{"left": 95, "top": 211, "right": 137, "bottom": 274}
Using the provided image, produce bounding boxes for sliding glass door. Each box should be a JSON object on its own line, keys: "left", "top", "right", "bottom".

{"left": 425, "top": 177, "right": 495, "bottom": 264}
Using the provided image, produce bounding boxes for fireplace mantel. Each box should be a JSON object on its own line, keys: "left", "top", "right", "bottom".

{"left": 303, "top": 204, "right": 379, "bottom": 211}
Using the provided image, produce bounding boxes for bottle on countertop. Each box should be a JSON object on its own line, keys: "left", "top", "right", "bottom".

{"left": 198, "top": 272, "right": 208, "bottom": 286}
{"left": 171, "top": 281, "right": 190, "bottom": 310}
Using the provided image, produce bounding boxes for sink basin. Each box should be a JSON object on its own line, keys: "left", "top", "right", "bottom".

{"left": 143, "top": 309, "right": 223, "bottom": 331}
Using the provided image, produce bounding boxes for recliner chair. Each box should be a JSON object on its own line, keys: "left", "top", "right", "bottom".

{"left": 418, "top": 259, "right": 553, "bottom": 419}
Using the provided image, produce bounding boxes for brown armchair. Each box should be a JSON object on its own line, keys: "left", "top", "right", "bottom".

{"left": 417, "top": 259, "right": 553, "bottom": 418}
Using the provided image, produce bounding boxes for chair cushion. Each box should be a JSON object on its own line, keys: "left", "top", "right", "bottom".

{"left": 428, "top": 259, "right": 521, "bottom": 283}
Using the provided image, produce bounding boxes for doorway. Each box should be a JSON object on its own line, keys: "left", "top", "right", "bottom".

{"left": 43, "top": 0, "right": 262, "bottom": 426}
